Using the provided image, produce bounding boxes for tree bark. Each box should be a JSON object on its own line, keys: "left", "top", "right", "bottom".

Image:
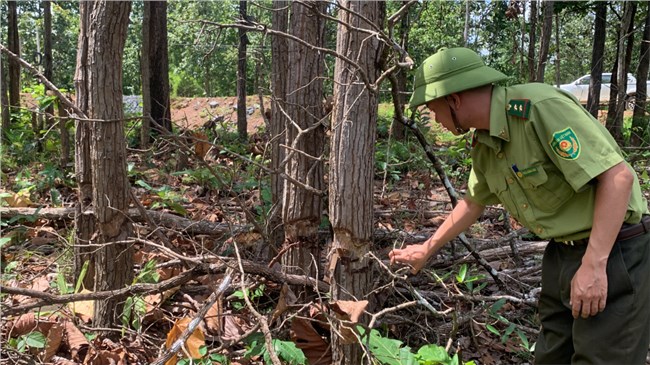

{"left": 609, "top": 2, "right": 636, "bottom": 144}
{"left": 554, "top": 12, "right": 560, "bottom": 87}
{"left": 631, "top": 5, "right": 650, "bottom": 147}
{"left": 43, "top": 0, "right": 54, "bottom": 127}
{"left": 281, "top": 1, "right": 327, "bottom": 299}
{"left": 328, "top": 2, "right": 384, "bottom": 363}
{"left": 237, "top": 0, "right": 248, "bottom": 141}
{"left": 58, "top": 99, "right": 70, "bottom": 169}
{"left": 527, "top": 0, "right": 538, "bottom": 82}
{"left": 8, "top": 0, "right": 20, "bottom": 114}
{"left": 141, "top": 0, "right": 172, "bottom": 148}
{"left": 389, "top": 0, "right": 410, "bottom": 141}
{"left": 1, "top": 52, "right": 9, "bottom": 136}
{"left": 269, "top": 1, "right": 289, "bottom": 254}
{"left": 587, "top": 2, "right": 607, "bottom": 118}
{"left": 74, "top": 0, "right": 133, "bottom": 329}
{"left": 535, "top": 0, "right": 553, "bottom": 82}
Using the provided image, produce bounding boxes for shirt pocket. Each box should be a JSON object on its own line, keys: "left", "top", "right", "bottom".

{"left": 519, "top": 166, "right": 574, "bottom": 212}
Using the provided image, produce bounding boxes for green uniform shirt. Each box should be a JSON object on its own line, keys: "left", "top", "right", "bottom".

{"left": 466, "top": 83, "right": 649, "bottom": 241}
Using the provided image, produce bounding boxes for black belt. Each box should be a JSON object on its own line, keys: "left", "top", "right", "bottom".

{"left": 556, "top": 215, "right": 650, "bottom": 245}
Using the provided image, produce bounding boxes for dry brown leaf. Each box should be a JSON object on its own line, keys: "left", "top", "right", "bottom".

{"left": 290, "top": 318, "right": 332, "bottom": 365}
{"left": 270, "top": 283, "right": 292, "bottom": 325}
{"left": 164, "top": 317, "right": 206, "bottom": 365}
{"left": 221, "top": 313, "right": 254, "bottom": 341}
{"left": 1, "top": 191, "right": 33, "bottom": 207}
{"left": 62, "top": 319, "right": 90, "bottom": 361}
{"left": 41, "top": 321, "right": 64, "bottom": 362}
{"left": 84, "top": 348, "right": 127, "bottom": 365}
{"left": 193, "top": 131, "right": 210, "bottom": 158}
{"left": 330, "top": 300, "right": 369, "bottom": 345}
{"left": 7, "top": 312, "right": 56, "bottom": 337}
{"left": 205, "top": 298, "right": 223, "bottom": 335}
{"left": 68, "top": 289, "right": 94, "bottom": 323}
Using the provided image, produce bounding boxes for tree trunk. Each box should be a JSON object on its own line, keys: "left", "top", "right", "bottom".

{"left": 463, "top": 0, "right": 470, "bottom": 46}
{"left": 1, "top": 53, "right": 9, "bottom": 137}
{"left": 74, "top": 1, "right": 133, "bottom": 329}
{"left": 58, "top": 99, "right": 70, "bottom": 169}
{"left": 631, "top": 5, "right": 650, "bottom": 147}
{"left": 527, "top": 0, "right": 538, "bottom": 82}
{"left": 535, "top": 0, "right": 553, "bottom": 82}
{"left": 554, "top": 12, "right": 560, "bottom": 87}
{"left": 237, "top": 0, "right": 248, "bottom": 141}
{"left": 43, "top": 0, "right": 54, "bottom": 127}
{"left": 280, "top": 1, "right": 327, "bottom": 299}
{"left": 609, "top": 2, "right": 636, "bottom": 144}
{"left": 269, "top": 1, "right": 289, "bottom": 252}
{"left": 74, "top": 1, "right": 96, "bottom": 295}
{"left": 587, "top": 2, "right": 607, "bottom": 118}
{"left": 8, "top": 0, "right": 20, "bottom": 114}
{"left": 328, "top": 2, "right": 384, "bottom": 363}
{"left": 389, "top": 0, "right": 410, "bottom": 141}
{"left": 141, "top": 0, "right": 172, "bottom": 148}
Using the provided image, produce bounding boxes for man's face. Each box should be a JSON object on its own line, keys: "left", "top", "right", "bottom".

{"left": 425, "top": 98, "right": 459, "bottom": 135}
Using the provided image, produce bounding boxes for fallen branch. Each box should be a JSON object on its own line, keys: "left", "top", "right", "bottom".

{"left": 1, "top": 258, "right": 330, "bottom": 317}
{"left": 0, "top": 207, "right": 233, "bottom": 236}
{"left": 150, "top": 268, "right": 234, "bottom": 365}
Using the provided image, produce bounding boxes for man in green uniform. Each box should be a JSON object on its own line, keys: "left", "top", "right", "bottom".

{"left": 388, "top": 47, "right": 650, "bottom": 364}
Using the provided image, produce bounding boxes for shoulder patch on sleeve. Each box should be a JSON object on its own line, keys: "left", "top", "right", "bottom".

{"left": 507, "top": 99, "right": 531, "bottom": 119}
{"left": 549, "top": 127, "right": 581, "bottom": 160}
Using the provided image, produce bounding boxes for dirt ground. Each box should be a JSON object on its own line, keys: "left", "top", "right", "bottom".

{"left": 170, "top": 96, "right": 267, "bottom": 134}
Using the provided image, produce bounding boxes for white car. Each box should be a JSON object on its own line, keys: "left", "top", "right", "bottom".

{"left": 558, "top": 73, "right": 649, "bottom": 109}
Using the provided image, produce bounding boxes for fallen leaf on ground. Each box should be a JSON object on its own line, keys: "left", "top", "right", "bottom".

{"left": 68, "top": 289, "right": 94, "bottom": 323}
{"left": 164, "top": 317, "right": 206, "bottom": 365}
{"left": 290, "top": 317, "right": 332, "bottom": 365}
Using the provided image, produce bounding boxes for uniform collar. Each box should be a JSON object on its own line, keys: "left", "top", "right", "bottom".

{"left": 474, "top": 86, "right": 510, "bottom": 151}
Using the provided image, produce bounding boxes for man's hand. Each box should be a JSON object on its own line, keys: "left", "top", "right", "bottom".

{"left": 570, "top": 261, "right": 608, "bottom": 319}
{"left": 388, "top": 243, "right": 432, "bottom": 274}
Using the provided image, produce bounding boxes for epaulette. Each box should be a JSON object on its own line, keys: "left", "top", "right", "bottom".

{"left": 507, "top": 99, "right": 531, "bottom": 119}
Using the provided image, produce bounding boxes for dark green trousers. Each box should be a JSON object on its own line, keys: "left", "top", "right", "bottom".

{"left": 535, "top": 231, "right": 650, "bottom": 365}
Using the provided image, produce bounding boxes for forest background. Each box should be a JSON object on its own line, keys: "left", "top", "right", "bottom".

{"left": 1, "top": 1, "right": 650, "bottom": 365}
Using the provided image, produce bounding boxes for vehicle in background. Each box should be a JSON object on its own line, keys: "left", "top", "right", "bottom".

{"left": 558, "top": 73, "right": 650, "bottom": 110}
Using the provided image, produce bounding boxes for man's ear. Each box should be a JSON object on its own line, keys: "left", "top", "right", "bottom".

{"left": 446, "top": 93, "right": 462, "bottom": 110}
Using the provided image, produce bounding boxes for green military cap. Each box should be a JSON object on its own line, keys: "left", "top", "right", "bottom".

{"left": 408, "top": 47, "right": 508, "bottom": 109}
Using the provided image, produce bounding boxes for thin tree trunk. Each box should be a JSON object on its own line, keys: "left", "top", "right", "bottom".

{"left": 463, "top": 0, "right": 470, "bottom": 46}
{"left": 43, "top": 0, "right": 54, "bottom": 127}
{"left": 75, "top": 1, "right": 133, "bottom": 329}
{"left": 389, "top": 0, "right": 410, "bottom": 141}
{"left": 58, "top": 99, "right": 70, "bottom": 169}
{"left": 328, "top": 2, "right": 385, "bottom": 364}
{"left": 535, "top": 0, "right": 553, "bottom": 82}
{"left": 281, "top": 1, "right": 327, "bottom": 300}
{"left": 237, "top": 0, "right": 248, "bottom": 141}
{"left": 631, "top": 5, "right": 650, "bottom": 147}
{"left": 609, "top": 2, "right": 636, "bottom": 144}
{"left": 1, "top": 53, "right": 9, "bottom": 137}
{"left": 8, "top": 0, "right": 20, "bottom": 114}
{"left": 587, "top": 2, "right": 607, "bottom": 118}
{"left": 141, "top": 0, "right": 171, "bottom": 148}
{"left": 554, "top": 12, "right": 560, "bottom": 87}
{"left": 527, "top": 0, "right": 538, "bottom": 82}
{"left": 74, "top": 1, "right": 96, "bottom": 293}
{"left": 270, "top": 1, "right": 289, "bottom": 253}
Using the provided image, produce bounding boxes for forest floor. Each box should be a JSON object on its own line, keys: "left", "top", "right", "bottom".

{"left": 1, "top": 97, "right": 648, "bottom": 365}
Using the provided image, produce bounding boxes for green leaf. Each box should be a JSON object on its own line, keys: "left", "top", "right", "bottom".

{"left": 274, "top": 339, "right": 307, "bottom": 365}
{"left": 56, "top": 272, "right": 69, "bottom": 295}
{"left": 167, "top": 202, "right": 188, "bottom": 216}
{"left": 23, "top": 331, "right": 47, "bottom": 348}
{"left": 416, "top": 344, "right": 451, "bottom": 364}
{"left": 135, "top": 179, "right": 153, "bottom": 190}
{"left": 486, "top": 324, "right": 501, "bottom": 336}
{"left": 210, "top": 353, "right": 229, "bottom": 364}
{"left": 456, "top": 264, "right": 468, "bottom": 283}
{"left": 489, "top": 298, "right": 507, "bottom": 314}
{"left": 0, "top": 237, "right": 12, "bottom": 249}
{"left": 75, "top": 260, "right": 90, "bottom": 293}
{"left": 122, "top": 296, "right": 134, "bottom": 330}
{"left": 358, "top": 326, "right": 406, "bottom": 365}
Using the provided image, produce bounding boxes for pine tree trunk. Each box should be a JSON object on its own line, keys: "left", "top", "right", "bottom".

{"left": 587, "top": 2, "right": 607, "bottom": 118}
{"left": 328, "top": 2, "right": 384, "bottom": 363}
{"left": 527, "top": 0, "right": 538, "bottom": 82}
{"left": 7, "top": 1, "right": 20, "bottom": 114}
{"left": 609, "top": 2, "right": 636, "bottom": 144}
{"left": 631, "top": 5, "right": 650, "bottom": 147}
{"left": 141, "top": 0, "right": 171, "bottom": 148}
{"left": 43, "top": 0, "right": 54, "bottom": 127}
{"left": 269, "top": 1, "right": 289, "bottom": 252}
{"left": 237, "top": 1, "right": 248, "bottom": 140}
{"left": 535, "top": 0, "right": 553, "bottom": 82}
{"left": 74, "top": 1, "right": 133, "bottom": 329}
{"left": 281, "top": 1, "right": 327, "bottom": 298}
